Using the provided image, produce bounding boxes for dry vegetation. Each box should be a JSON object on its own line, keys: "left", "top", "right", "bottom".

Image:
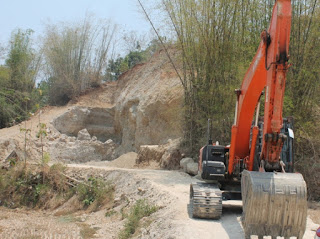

{"left": 0, "top": 162, "right": 114, "bottom": 211}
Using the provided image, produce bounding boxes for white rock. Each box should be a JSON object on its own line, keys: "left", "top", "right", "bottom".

{"left": 105, "top": 139, "right": 113, "bottom": 144}
{"left": 91, "top": 136, "right": 97, "bottom": 141}
{"left": 77, "top": 129, "right": 91, "bottom": 141}
{"left": 186, "top": 162, "right": 199, "bottom": 176}
{"left": 180, "top": 158, "right": 194, "bottom": 172}
{"left": 69, "top": 137, "right": 76, "bottom": 142}
{"left": 59, "top": 134, "right": 68, "bottom": 142}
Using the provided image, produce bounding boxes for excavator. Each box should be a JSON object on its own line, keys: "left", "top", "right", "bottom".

{"left": 189, "top": 0, "right": 308, "bottom": 238}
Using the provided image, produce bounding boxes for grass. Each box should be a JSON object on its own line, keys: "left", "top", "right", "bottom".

{"left": 58, "top": 215, "right": 82, "bottom": 223}
{"left": 105, "top": 209, "right": 116, "bottom": 217}
{"left": 79, "top": 223, "right": 99, "bottom": 239}
{"left": 118, "top": 199, "right": 158, "bottom": 239}
{"left": 76, "top": 176, "right": 114, "bottom": 211}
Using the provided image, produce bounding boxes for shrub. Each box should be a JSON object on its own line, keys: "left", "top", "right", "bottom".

{"left": 0, "top": 163, "right": 115, "bottom": 210}
{"left": 76, "top": 176, "right": 114, "bottom": 210}
{"left": 119, "top": 199, "right": 158, "bottom": 239}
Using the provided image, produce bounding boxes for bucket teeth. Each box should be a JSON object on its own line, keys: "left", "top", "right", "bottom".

{"left": 190, "top": 183, "right": 222, "bottom": 219}
{"left": 241, "top": 170, "right": 307, "bottom": 239}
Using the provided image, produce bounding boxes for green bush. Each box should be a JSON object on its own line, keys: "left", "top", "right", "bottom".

{"left": 0, "top": 163, "right": 70, "bottom": 207}
{"left": 119, "top": 199, "right": 158, "bottom": 239}
{"left": 76, "top": 176, "right": 114, "bottom": 209}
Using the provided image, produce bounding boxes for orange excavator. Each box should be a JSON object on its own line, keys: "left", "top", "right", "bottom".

{"left": 189, "top": 0, "right": 307, "bottom": 238}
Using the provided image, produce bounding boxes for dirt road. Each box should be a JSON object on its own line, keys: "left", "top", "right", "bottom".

{"left": 0, "top": 162, "right": 318, "bottom": 239}
{"left": 67, "top": 164, "right": 320, "bottom": 239}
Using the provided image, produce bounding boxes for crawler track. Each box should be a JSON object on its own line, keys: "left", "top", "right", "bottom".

{"left": 189, "top": 183, "right": 222, "bottom": 219}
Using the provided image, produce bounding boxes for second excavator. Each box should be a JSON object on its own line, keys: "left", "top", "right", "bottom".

{"left": 189, "top": 0, "right": 308, "bottom": 238}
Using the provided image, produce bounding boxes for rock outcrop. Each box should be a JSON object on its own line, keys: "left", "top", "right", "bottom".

{"left": 77, "top": 128, "right": 91, "bottom": 141}
{"left": 136, "top": 138, "right": 182, "bottom": 169}
{"left": 53, "top": 107, "right": 118, "bottom": 143}
{"left": 0, "top": 50, "right": 185, "bottom": 166}
{"left": 136, "top": 145, "right": 165, "bottom": 165}
{"left": 114, "top": 50, "right": 184, "bottom": 155}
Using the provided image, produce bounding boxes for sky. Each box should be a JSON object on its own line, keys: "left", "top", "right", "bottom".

{"left": 0, "top": 0, "right": 152, "bottom": 44}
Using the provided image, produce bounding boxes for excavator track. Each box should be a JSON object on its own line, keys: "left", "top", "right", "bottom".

{"left": 189, "top": 183, "right": 222, "bottom": 219}
{"left": 241, "top": 170, "right": 307, "bottom": 239}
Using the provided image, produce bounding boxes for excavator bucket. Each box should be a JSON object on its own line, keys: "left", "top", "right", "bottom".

{"left": 241, "top": 170, "right": 307, "bottom": 239}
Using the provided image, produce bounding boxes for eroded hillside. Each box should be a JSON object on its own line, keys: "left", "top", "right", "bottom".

{"left": 0, "top": 50, "right": 184, "bottom": 165}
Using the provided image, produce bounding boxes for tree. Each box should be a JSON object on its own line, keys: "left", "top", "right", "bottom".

{"left": 6, "top": 29, "right": 37, "bottom": 93}
{"left": 42, "top": 16, "right": 117, "bottom": 105}
{"left": 0, "top": 29, "right": 40, "bottom": 128}
{"left": 106, "top": 38, "right": 162, "bottom": 81}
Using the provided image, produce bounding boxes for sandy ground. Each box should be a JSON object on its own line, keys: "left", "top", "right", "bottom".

{"left": 0, "top": 161, "right": 318, "bottom": 239}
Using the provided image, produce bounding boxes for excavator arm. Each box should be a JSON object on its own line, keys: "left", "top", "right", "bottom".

{"left": 228, "top": 0, "right": 292, "bottom": 174}
{"left": 228, "top": 1, "right": 307, "bottom": 238}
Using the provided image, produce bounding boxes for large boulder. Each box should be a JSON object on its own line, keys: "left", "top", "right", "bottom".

{"left": 53, "top": 106, "right": 118, "bottom": 142}
{"left": 159, "top": 139, "right": 182, "bottom": 170}
{"left": 136, "top": 145, "right": 165, "bottom": 165}
{"left": 0, "top": 139, "right": 24, "bottom": 162}
{"left": 136, "top": 138, "right": 183, "bottom": 170}
{"left": 180, "top": 158, "right": 194, "bottom": 172}
{"left": 186, "top": 163, "right": 199, "bottom": 176}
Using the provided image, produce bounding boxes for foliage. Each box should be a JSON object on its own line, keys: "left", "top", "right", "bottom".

{"left": 76, "top": 176, "right": 114, "bottom": 209}
{"left": 0, "top": 29, "right": 40, "bottom": 128}
{"left": 6, "top": 29, "right": 38, "bottom": 92}
{"left": 106, "top": 38, "right": 161, "bottom": 81}
{"left": 42, "top": 16, "right": 117, "bottom": 105}
{"left": 118, "top": 199, "right": 158, "bottom": 239}
{"left": 0, "top": 163, "right": 116, "bottom": 209}
{"left": 33, "top": 81, "right": 50, "bottom": 107}
{"left": 0, "top": 163, "right": 69, "bottom": 208}
{"left": 162, "top": 0, "right": 268, "bottom": 152}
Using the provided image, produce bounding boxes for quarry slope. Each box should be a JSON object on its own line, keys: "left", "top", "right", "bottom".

{"left": 0, "top": 50, "right": 184, "bottom": 163}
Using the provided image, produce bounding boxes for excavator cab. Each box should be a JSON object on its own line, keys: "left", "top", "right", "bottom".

{"left": 200, "top": 144, "right": 227, "bottom": 180}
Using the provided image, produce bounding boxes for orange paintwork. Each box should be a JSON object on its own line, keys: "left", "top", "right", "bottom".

{"left": 228, "top": 0, "right": 292, "bottom": 174}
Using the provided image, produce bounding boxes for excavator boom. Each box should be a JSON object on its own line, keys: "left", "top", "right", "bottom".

{"left": 230, "top": 1, "right": 308, "bottom": 238}
{"left": 228, "top": 0, "right": 293, "bottom": 173}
